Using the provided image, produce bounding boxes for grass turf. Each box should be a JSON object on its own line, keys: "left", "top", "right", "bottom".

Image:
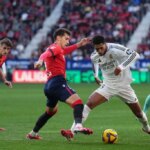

{"left": 0, "top": 83, "right": 150, "bottom": 150}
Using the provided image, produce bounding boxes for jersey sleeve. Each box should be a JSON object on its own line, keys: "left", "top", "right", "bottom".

{"left": 63, "top": 44, "right": 78, "bottom": 55}
{"left": 112, "top": 44, "right": 140, "bottom": 70}
{"left": 39, "top": 45, "right": 61, "bottom": 61}
{"left": 90, "top": 51, "right": 99, "bottom": 77}
{"left": 0, "top": 56, "right": 7, "bottom": 67}
{"left": 119, "top": 51, "right": 140, "bottom": 70}
{"left": 39, "top": 50, "right": 52, "bottom": 61}
{"left": 2, "top": 63, "right": 7, "bottom": 75}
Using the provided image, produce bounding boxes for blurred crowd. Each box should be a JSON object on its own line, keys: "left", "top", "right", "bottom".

{"left": 0, "top": 0, "right": 150, "bottom": 60}
{"left": 137, "top": 27, "right": 150, "bottom": 59}
{"left": 39, "top": 0, "right": 150, "bottom": 60}
{"left": 0, "top": 0, "right": 59, "bottom": 59}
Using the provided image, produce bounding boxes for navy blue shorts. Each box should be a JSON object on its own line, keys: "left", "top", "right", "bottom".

{"left": 44, "top": 75, "right": 76, "bottom": 108}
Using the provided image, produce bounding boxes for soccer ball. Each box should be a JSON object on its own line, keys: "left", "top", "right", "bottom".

{"left": 102, "top": 129, "right": 118, "bottom": 144}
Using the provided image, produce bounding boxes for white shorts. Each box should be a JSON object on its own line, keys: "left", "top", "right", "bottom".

{"left": 95, "top": 84, "right": 138, "bottom": 103}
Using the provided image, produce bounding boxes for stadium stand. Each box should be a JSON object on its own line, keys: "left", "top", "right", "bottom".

{"left": 38, "top": 0, "right": 150, "bottom": 60}
{"left": 137, "top": 27, "right": 150, "bottom": 59}
{"left": 1, "top": 0, "right": 150, "bottom": 60}
{"left": 0, "top": 0, "right": 59, "bottom": 59}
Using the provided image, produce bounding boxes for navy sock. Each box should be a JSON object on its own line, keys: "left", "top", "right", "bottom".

{"left": 33, "top": 112, "right": 52, "bottom": 132}
{"left": 73, "top": 104, "right": 83, "bottom": 124}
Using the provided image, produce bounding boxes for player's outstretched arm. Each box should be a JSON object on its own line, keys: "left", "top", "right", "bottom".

{"left": 76, "top": 38, "right": 91, "bottom": 48}
{"left": 4, "top": 80, "right": 12, "bottom": 88}
{"left": 0, "top": 69, "right": 12, "bottom": 88}
{"left": 34, "top": 60, "right": 43, "bottom": 69}
{"left": 64, "top": 38, "right": 91, "bottom": 55}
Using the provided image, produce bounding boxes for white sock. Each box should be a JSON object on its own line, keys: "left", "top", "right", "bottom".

{"left": 70, "top": 104, "right": 91, "bottom": 132}
{"left": 138, "top": 111, "right": 150, "bottom": 130}
{"left": 70, "top": 121, "right": 75, "bottom": 133}
{"left": 82, "top": 104, "right": 91, "bottom": 123}
{"left": 29, "top": 130, "right": 37, "bottom": 136}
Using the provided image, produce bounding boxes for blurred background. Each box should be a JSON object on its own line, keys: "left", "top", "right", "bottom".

{"left": 0, "top": 0, "right": 150, "bottom": 84}
{"left": 0, "top": 1, "right": 150, "bottom": 149}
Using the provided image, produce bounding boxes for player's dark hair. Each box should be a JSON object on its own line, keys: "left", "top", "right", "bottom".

{"left": 53, "top": 28, "right": 71, "bottom": 40}
{"left": 92, "top": 35, "right": 105, "bottom": 45}
{"left": 0, "top": 38, "right": 13, "bottom": 48}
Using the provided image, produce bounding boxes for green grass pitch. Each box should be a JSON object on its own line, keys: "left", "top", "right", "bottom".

{"left": 0, "top": 83, "right": 150, "bottom": 150}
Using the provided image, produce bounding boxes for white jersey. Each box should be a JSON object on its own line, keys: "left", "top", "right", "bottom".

{"left": 91, "top": 43, "right": 140, "bottom": 88}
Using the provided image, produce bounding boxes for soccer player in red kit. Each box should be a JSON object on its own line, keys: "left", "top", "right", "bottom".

{"left": 0, "top": 38, "right": 13, "bottom": 131}
{"left": 26, "top": 28, "right": 93, "bottom": 141}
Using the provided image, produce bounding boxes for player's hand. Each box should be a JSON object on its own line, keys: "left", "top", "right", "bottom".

{"left": 94, "top": 77, "right": 102, "bottom": 85}
{"left": 77, "top": 38, "right": 91, "bottom": 47}
{"left": 4, "top": 80, "right": 12, "bottom": 88}
{"left": 34, "top": 60, "right": 43, "bottom": 69}
{"left": 114, "top": 67, "right": 121, "bottom": 76}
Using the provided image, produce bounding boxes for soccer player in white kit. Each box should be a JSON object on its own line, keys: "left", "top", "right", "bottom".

{"left": 70, "top": 35, "right": 150, "bottom": 136}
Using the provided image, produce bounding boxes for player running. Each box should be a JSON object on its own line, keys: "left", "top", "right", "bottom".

{"left": 26, "top": 28, "right": 93, "bottom": 141}
{"left": 64, "top": 35, "right": 150, "bottom": 137}
{"left": 0, "top": 38, "right": 13, "bottom": 131}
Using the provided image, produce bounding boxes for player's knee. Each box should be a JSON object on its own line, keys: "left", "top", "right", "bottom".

{"left": 86, "top": 101, "right": 93, "bottom": 109}
{"left": 71, "top": 99, "right": 83, "bottom": 108}
{"left": 46, "top": 108, "right": 58, "bottom": 116}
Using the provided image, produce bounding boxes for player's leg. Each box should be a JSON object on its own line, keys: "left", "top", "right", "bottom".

{"left": 118, "top": 85, "right": 150, "bottom": 134}
{"left": 70, "top": 91, "right": 107, "bottom": 132}
{"left": 27, "top": 106, "right": 58, "bottom": 140}
{"left": 59, "top": 80, "right": 93, "bottom": 140}
{"left": 127, "top": 102, "right": 150, "bottom": 134}
{"left": 27, "top": 79, "right": 58, "bottom": 140}
{"left": 70, "top": 84, "right": 113, "bottom": 133}
{"left": 64, "top": 94, "right": 93, "bottom": 134}
{"left": 143, "top": 95, "right": 150, "bottom": 114}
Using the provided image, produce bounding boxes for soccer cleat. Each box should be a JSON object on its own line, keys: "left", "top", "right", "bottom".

{"left": 74, "top": 127, "right": 93, "bottom": 135}
{"left": 142, "top": 124, "right": 150, "bottom": 134}
{"left": 142, "top": 128, "right": 150, "bottom": 134}
{"left": 61, "top": 129, "right": 74, "bottom": 141}
{"left": 0, "top": 128, "right": 5, "bottom": 131}
{"left": 26, "top": 133, "right": 42, "bottom": 140}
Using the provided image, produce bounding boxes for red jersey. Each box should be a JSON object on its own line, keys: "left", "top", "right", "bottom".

{"left": 39, "top": 43, "right": 77, "bottom": 80}
{"left": 0, "top": 55, "right": 7, "bottom": 67}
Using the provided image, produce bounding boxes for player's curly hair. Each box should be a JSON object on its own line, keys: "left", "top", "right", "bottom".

{"left": 92, "top": 35, "right": 105, "bottom": 45}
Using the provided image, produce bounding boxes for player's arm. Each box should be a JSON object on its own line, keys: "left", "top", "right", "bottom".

{"left": 64, "top": 38, "right": 91, "bottom": 55}
{"left": 34, "top": 53, "right": 45, "bottom": 69}
{"left": 114, "top": 44, "right": 140, "bottom": 75}
{"left": 92, "top": 63, "right": 102, "bottom": 85}
{"left": 2, "top": 63, "right": 7, "bottom": 77}
{"left": 34, "top": 59, "right": 43, "bottom": 69}
{"left": 0, "top": 68, "right": 12, "bottom": 88}
{"left": 35, "top": 46, "right": 62, "bottom": 69}
{"left": 34, "top": 49, "right": 53, "bottom": 69}
{"left": 118, "top": 50, "right": 140, "bottom": 70}
{"left": 90, "top": 52, "right": 102, "bottom": 85}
